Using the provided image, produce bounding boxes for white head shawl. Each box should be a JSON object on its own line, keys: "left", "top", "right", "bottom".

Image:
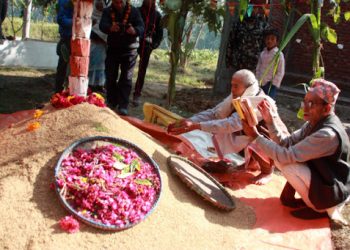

{"left": 215, "top": 70, "right": 260, "bottom": 118}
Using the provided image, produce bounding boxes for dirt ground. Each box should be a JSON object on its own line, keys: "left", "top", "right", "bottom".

{"left": 0, "top": 69, "right": 350, "bottom": 249}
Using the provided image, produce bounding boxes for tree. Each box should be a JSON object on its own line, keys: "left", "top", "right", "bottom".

{"left": 8, "top": 0, "right": 24, "bottom": 38}
{"left": 22, "top": 0, "right": 32, "bottom": 38}
{"left": 20, "top": 0, "right": 56, "bottom": 39}
{"left": 179, "top": 14, "right": 204, "bottom": 71}
{"left": 161, "top": 0, "right": 224, "bottom": 106}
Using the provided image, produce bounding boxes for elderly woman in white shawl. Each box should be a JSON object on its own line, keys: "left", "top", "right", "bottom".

{"left": 168, "top": 69, "right": 284, "bottom": 185}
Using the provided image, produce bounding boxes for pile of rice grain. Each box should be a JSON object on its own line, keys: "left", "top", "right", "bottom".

{"left": 0, "top": 103, "right": 255, "bottom": 249}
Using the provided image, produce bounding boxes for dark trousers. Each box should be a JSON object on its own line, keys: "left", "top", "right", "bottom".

{"left": 0, "top": 0, "right": 7, "bottom": 39}
{"left": 105, "top": 48, "right": 137, "bottom": 109}
{"left": 262, "top": 82, "right": 277, "bottom": 99}
{"left": 55, "top": 38, "right": 71, "bottom": 93}
{"left": 133, "top": 46, "right": 152, "bottom": 98}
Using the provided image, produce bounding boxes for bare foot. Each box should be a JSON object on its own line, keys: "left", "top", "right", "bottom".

{"left": 251, "top": 172, "right": 272, "bottom": 185}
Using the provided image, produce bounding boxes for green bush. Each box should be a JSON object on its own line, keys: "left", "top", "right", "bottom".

{"left": 2, "top": 17, "right": 59, "bottom": 41}
{"left": 190, "top": 49, "right": 218, "bottom": 64}
{"left": 30, "top": 21, "right": 59, "bottom": 41}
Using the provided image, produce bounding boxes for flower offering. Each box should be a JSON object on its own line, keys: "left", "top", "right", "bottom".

{"left": 51, "top": 89, "right": 106, "bottom": 109}
{"left": 56, "top": 142, "right": 161, "bottom": 229}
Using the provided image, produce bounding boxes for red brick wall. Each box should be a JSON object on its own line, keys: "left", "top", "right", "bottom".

{"left": 270, "top": 1, "right": 350, "bottom": 91}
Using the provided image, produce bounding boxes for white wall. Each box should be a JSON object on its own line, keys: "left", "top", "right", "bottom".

{"left": 0, "top": 39, "right": 58, "bottom": 69}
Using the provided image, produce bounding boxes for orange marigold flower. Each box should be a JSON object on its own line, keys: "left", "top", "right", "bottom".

{"left": 33, "top": 109, "right": 44, "bottom": 119}
{"left": 27, "top": 121, "right": 41, "bottom": 132}
{"left": 67, "top": 96, "right": 75, "bottom": 101}
{"left": 94, "top": 93, "right": 104, "bottom": 101}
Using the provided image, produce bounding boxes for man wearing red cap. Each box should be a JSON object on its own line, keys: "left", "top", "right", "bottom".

{"left": 242, "top": 79, "right": 350, "bottom": 225}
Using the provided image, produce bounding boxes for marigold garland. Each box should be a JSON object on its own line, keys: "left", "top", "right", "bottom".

{"left": 50, "top": 89, "right": 106, "bottom": 109}
{"left": 111, "top": 0, "right": 131, "bottom": 27}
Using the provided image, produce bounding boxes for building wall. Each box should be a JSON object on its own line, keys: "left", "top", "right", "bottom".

{"left": 270, "top": 1, "right": 350, "bottom": 91}
{"left": 0, "top": 39, "right": 58, "bottom": 69}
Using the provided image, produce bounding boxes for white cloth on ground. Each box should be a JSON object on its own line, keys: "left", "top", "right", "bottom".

{"left": 181, "top": 130, "right": 245, "bottom": 166}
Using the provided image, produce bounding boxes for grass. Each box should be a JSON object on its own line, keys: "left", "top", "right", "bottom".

{"left": 1, "top": 15, "right": 218, "bottom": 87}
{"left": 0, "top": 49, "right": 218, "bottom": 113}
{"left": 2, "top": 17, "right": 59, "bottom": 41}
{"left": 2, "top": 16, "right": 218, "bottom": 86}
{"left": 146, "top": 49, "right": 218, "bottom": 87}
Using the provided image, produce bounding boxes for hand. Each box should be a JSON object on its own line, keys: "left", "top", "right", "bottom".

{"left": 167, "top": 119, "right": 200, "bottom": 135}
{"left": 242, "top": 120, "right": 260, "bottom": 139}
{"left": 126, "top": 25, "right": 136, "bottom": 35}
{"left": 257, "top": 99, "right": 275, "bottom": 125}
{"left": 110, "top": 23, "right": 120, "bottom": 32}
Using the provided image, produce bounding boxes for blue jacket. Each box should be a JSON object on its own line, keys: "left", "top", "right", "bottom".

{"left": 99, "top": 5, "right": 144, "bottom": 50}
{"left": 57, "top": 0, "right": 73, "bottom": 39}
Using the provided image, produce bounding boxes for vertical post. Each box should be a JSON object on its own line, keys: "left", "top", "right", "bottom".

{"left": 69, "top": 0, "right": 93, "bottom": 97}
{"left": 22, "top": 0, "right": 32, "bottom": 39}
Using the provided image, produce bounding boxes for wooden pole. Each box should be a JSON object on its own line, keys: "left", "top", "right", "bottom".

{"left": 69, "top": 0, "right": 93, "bottom": 97}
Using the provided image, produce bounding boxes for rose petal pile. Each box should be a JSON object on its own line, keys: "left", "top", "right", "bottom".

{"left": 56, "top": 144, "right": 161, "bottom": 228}
{"left": 59, "top": 215, "right": 80, "bottom": 233}
{"left": 51, "top": 89, "right": 106, "bottom": 108}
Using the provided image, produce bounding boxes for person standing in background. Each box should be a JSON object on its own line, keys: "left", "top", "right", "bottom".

{"left": 132, "top": 0, "right": 163, "bottom": 107}
{"left": 99, "top": 0, "right": 144, "bottom": 116}
{"left": 88, "top": 0, "right": 111, "bottom": 93}
{"left": 256, "top": 28, "right": 285, "bottom": 99}
{"left": 55, "top": 0, "right": 73, "bottom": 93}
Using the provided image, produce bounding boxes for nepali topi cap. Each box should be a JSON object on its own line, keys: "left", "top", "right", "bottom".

{"left": 309, "top": 79, "right": 340, "bottom": 105}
